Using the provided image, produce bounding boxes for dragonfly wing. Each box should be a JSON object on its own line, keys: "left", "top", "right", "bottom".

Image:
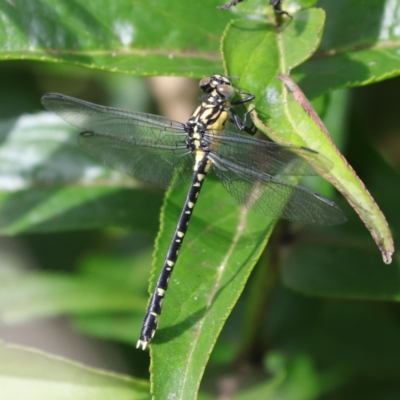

{"left": 42, "top": 93, "right": 186, "bottom": 134}
{"left": 205, "top": 130, "right": 333, "bottom": 176}
{"left": 79, "top": 132, "right": 193, "bottom": 188}
{"left": 42, "top": 93, "right": 193, "bottom": 189}
{"left": 210, "top": 153, "right": 346, "bottom": 225}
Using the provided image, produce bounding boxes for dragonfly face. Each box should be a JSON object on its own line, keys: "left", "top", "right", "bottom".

{"left": 41, "top": 74, "right": 345, "bottom": 350}
{"left": 199, "top": 74, "right": 235, "bottom": 98}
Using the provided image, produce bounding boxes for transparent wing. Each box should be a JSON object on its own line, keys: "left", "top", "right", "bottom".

{"left": 42, "top": 93, "right": 193, "bottom": 188}
{"left": 204, "top": 130, "right": 332, "bottom": 176}
{"left": 209, "top": 153, "right": 346, "bottom": 225}
{"left": 42, "top": 93, "right": 187, "bottom": 133}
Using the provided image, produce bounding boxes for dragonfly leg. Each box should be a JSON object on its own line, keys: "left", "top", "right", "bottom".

{"left": 270, "top": 0, "right": 291, "bottom": 17}
{"left": 217, "top": 0, "right": 244, "bottom": 10}
{"left": 230, "top": 105, "right": 257, "bottom": 135}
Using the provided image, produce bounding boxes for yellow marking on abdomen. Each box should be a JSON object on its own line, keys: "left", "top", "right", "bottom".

{"left": 194, "top": 151, "right": 206, "bottom": 170}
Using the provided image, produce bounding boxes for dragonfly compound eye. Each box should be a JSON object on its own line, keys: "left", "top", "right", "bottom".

{"left": 199, "top": 77, "right": 212, "bottom": 92}
{"left": 216, "top": 84, "right": 235, "bottom": 99}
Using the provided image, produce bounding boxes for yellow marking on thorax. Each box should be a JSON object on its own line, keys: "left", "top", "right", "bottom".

{"left": 207, "top": 110, "right": 228, "bottom": 132}
{"left": 191, "top": 105, "right": 202, "bottom": 118}
{"left": 190, "top": 95, "right": 229, "bottom": 171}
{"left": 200, "top": 107, "right": 214, "bottom": 121}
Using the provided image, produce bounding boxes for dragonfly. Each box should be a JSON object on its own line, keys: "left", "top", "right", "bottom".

{"left": 41, "top": 74, "right": 346, "bottom": 350}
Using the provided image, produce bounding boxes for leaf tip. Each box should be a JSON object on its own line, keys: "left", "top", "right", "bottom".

{"left": 382, "top": 251, "right": 393, "bottom": 265}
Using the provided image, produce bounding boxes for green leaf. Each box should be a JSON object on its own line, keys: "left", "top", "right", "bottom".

{"left": 149, "top": 179, "right": 275, "bottom": 399}
{"left": 73, "top": 314, "right": 142, "bottom": 346}
{"left": 0, "top": 186, "right": 162, "bottom": 235}
{"left": 222, "top": 8, "right": 394, "bottom": 262}
{"left": 0, "top": 114, "right": 163, "bottom": 235}
{"left": 0, "top": 253, "right": 150, "bottom": 324}
{"left": 222, "top": 8, "right": 326, "bottom": 137}
{"left": 282, "top": 124, "right": 400, "bottom": 298}
{"left": 277, "top": 75, "right": 394, "bottom": 262}
{"left": 71, "top": 252, "right": 154, "bottom": 345}
{"left": 0, "top": 341, "right": 150, "bottom": 400}
{"left": 0, "top": 0, "right": 231, "bottom": 76}
{"left": 282, "top": 230, "right": 400, "bottom": 299}
{"left": 294, "top": 0, "right": 400, "bottom": 97}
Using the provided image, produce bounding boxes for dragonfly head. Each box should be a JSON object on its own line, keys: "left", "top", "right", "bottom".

{"left": 199, "top": 74, "right": 235, "bottom": 100}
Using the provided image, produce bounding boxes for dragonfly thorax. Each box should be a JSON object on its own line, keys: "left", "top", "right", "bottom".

{"left": 185, "top": 94, "right": 230, "bottom": 139}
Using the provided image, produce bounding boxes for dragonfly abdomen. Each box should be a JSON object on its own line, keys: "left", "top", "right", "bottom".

{"left": 137, "top": 154, "right": 211, "bottom": 350}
